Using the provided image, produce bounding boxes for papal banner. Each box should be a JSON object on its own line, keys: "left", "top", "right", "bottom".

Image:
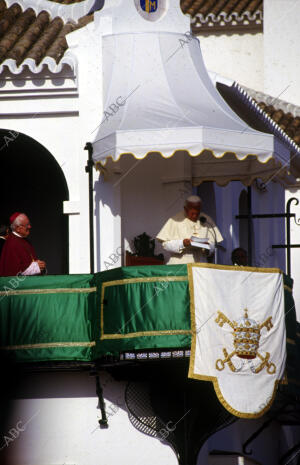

{"left": 188, "top": 263, "right": 286, "bottom": 418}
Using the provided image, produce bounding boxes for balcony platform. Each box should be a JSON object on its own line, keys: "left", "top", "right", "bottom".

{"left": 0, "top": 264, "right": 299, "bottom": 397}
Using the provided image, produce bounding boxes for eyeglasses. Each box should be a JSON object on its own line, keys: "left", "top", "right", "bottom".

{"left": 19, "top": 223, "right": 31, "bottom": 230}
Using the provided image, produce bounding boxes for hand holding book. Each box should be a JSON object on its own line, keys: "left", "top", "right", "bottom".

{"left": 190, "top": 236, "right": 210, "bottom": 250}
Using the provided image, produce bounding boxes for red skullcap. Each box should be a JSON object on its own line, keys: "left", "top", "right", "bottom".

{"left": 9, "top": 212, "right": 21, "bottom": 224}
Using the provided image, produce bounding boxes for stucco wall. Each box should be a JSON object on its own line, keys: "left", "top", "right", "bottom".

{"left": 0, "top": 22, "right": 103, "bottom": 274}
{"left": 264, "top": 0, "right": 300, "bottom": 106}
{"left": 1, "top": 371, "right": 177, "bottom": 465}
{"left": 199, "top": 33, "right": 263, "bottom": 91}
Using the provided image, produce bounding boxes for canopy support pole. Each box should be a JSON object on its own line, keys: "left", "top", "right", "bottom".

{"left": 85, "top": 142, "right": 95, "bottom": 274}
{"left": 247, "top": 186, "right": 252, "bottom": 266}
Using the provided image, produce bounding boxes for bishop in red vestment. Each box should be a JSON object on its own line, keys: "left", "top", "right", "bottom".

{"left": 0, "top": 213, "right": 46, "bottom": 276}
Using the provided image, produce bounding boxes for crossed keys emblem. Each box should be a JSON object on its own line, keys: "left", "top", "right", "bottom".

{"left": 215, "top": 309, "right": 276, "bottom": 375}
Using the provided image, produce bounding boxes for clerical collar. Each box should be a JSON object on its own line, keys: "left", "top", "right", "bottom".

{"left": 12, "top": 231, "right": 23, "bottom": 238}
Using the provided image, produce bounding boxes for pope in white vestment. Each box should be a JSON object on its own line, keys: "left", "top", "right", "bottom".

{"left": 157, "top": 195, "right": 223, "bottom": 264}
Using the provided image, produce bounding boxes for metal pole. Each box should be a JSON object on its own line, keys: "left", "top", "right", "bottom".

{"left": 247, "top": 186, "right": 252, "bottom": 266}
{"left": 287, "top": 200, "right": 291, "bottom": 277}
{"left": 95, "top": 374, "right": 108, "bottom": 427}
{"left": 85, "top": 142, "right": 94, "bottom": 274}
{"left": 286, "top": 197, "right": 299, "bottom": 277}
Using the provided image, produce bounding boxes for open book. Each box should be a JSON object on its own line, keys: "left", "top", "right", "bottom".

{"left": 190, "top": 236, "right": 210, "bottom": 250}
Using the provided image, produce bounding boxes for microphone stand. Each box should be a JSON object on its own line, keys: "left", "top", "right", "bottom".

{"left": 200, "top": 216, "right": 217, "bottom": 264}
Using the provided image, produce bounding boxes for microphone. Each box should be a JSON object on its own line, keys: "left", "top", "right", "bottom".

{"left": 200, "top": 216, "right": 207, "bottom": 224}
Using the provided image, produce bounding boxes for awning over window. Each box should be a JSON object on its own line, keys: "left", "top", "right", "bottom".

{"left": 91, "top": 0, "right": 292, "bottom": 186}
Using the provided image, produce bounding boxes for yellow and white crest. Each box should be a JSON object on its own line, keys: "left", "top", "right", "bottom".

{"left": 188, "top": 264, "right": 286, "bottom": 418}
{"left": 215, "top": 309, "right": 276, "bottom": 374}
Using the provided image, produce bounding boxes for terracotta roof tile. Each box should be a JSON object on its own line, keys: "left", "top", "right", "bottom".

{"left": 0, "top": 8, "right": 35, "bottom": 60}
{"left": 180, "top": 0, "right": 263, "bottom": 33}
{"left": 0, "top": 0, "right": 263, "bottom": 74}
{"left": 216, "top": 82, "right": 300, "bottom": 175}
{"left": 26, "top": 16, "right": 64, "bottom": 65}
{"left": 222, "top": 0, "right": 244, "bottom": 15}
{"left": 258, "top": 102, "right": 300, "bottom": 148}
{"left": 247, "top": 0, "right": 262, "bottom": 14}
{"left": 229, "top": 84, "right": 300, "bottom": 153}
{"left": 7, "top": 11, "right": 51, "bottom": 64}
{"left": 212, "top": 0, "right": 235, "bottom": 16}
{"left": 46, "top": 22, "right": 76, "bottom": 63}
{"left": 0, "top": 0, "right": 93, "bottom": 73}
{"left": 0, "top": 3, "right": 22, "bottom": 37}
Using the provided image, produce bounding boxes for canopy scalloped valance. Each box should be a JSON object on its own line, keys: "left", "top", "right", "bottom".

{"left": 95, "top": 146, "right": 291, "bottom": 187}
{"left": 91, "top": 1, "right": 294, "bottom": 187}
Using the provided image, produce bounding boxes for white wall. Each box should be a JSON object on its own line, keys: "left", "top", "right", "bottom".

{"left": 0, "top": 21, "right": 105, "bottom": 274}
{"left": 0, "top": 68, "right": 79, "bottom": 200}
{"left": 214, "top": 182, "right": 239, "bottom": 265}
{"left": 263, "top": 0, "right": 300, "bottom": 319}
{"left": 0, "top": 68, "right": 84, "bottom": 273}
{"left": 120, "top": 151, "right": 194, "bottom": 265}
{"left": 264, "top": 0, "right": 300, "bottom": 106}
{"left": 1, "top": 371, "right": 177, "bottom": 465}
{"left": 199, "top": 33, "right": 263, "bottom": 91}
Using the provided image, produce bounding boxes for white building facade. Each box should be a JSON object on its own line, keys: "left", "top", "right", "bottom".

{"left": 0, "top": 1, "right": 300, "bottom": 465}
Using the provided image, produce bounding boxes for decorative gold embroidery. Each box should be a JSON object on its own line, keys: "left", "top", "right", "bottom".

{"left": 101, "top": 329, "right": 192, "bottom": 340}
{"left": 187, "top": 262, "right": 282, "bottom": 274}
{"left": 0, "top": 287, "right": 97, "bottom": 296}
{"left": 215, "top": 312, "right": 235, "bottom": 329}
{"left": 215, "top": 348, "right": 236, "bottom": 372}
{"left": 215, "top": 309, "right": 276, "bottom": 374}
{"left": 187, "top": 263, "right": 282, "bottom": 419}
{"left": 1, "top": 341, "right": 96, "bottom": 350}
{"left": 100, "top": 276, "right": 188, "bottom": 340}
{"left": 255, "top": 352, "right": 276, "bottom": 374}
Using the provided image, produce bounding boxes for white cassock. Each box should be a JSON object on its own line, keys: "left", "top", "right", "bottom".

{"left": 156, "top": 211, "right": 223, "bottom": 264}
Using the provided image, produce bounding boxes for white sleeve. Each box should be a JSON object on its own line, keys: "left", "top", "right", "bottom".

{"left": 162, "top": 240, "right": 184, "bottom": 254}
{"left": 21, "top": 261, "right": 41, "bottom": 276}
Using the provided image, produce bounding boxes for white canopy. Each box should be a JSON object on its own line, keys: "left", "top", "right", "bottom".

{"left": 92, "top": 0, "right": 290, "bottom": 186}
